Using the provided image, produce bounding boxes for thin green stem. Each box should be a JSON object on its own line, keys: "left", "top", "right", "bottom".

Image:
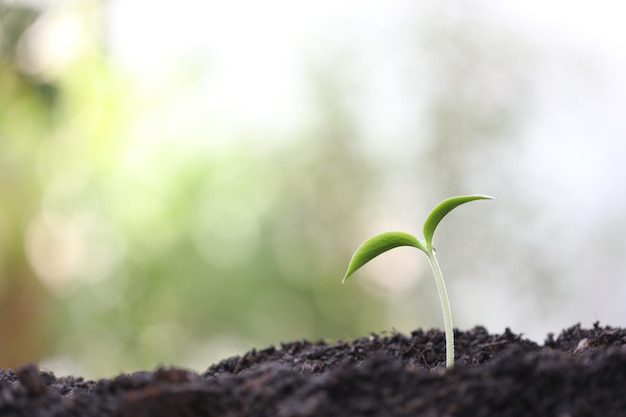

{"left": 426, "top": 249, "right": 454, "bottom": 368}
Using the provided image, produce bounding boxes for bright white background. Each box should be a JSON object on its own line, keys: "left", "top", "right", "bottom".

{"left": 105, "top": 0, "right": 626, "bottom": 342}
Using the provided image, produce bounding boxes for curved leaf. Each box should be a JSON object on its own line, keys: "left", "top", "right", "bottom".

{"left": 422, "top": 194, "right": 494, "bottom": 250}
{"left": 342, "top": 231, "right": 425, "bottom": 283}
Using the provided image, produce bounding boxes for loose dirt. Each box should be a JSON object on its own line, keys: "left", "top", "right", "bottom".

{"left": 1, "top": 323, "right": 625, "bottom": 416}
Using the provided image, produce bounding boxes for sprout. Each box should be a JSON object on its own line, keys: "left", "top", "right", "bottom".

{"left": 342, "top": 194, "right": 494, "bottom": 368}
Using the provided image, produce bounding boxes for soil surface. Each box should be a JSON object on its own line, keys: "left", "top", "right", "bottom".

{"left": 1, "top": 322, "right": 625, "bottom": 416}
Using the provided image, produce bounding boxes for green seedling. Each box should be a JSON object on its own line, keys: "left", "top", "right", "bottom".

{"left": 342, "top": 194, "right": 493, "bottom": 368}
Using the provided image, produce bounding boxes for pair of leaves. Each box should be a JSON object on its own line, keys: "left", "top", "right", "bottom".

{"left": 342, "top": 194, "right": 493, "bottom": 283}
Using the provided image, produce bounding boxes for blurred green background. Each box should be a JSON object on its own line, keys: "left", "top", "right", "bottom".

{"left": 2, "top": 1, "right": 626, "bottom": 378}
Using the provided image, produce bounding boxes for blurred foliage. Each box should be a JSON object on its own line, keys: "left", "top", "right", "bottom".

{"left": 0, "top": 1, "right": 386, "bottom": 376}
{"left": 0, "top": 2, "right": 55, "bottom": 369}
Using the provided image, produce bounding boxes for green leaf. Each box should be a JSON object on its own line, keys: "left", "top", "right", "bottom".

{"left": 422, "top": 194, "right": 494, "bottom": 250}
{"left": 342, "top": 231, "right": 426, "bottom": 283}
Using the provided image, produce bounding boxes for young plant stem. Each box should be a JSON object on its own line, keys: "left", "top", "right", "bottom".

{"left": 426, "top": 248, "right": 454, "bottom": 368}
{"left": 342, "top": 195, "right": 493, "bottom": 368}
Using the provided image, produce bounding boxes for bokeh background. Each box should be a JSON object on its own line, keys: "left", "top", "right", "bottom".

{"left": 1, "top": 0, "right": 625, "bottom": 378}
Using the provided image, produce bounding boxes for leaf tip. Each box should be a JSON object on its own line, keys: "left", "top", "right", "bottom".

{"left": 423, "top": 194, "right": 495, "bottom": 249}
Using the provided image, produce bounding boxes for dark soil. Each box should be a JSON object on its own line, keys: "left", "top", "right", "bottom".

{"left": 1, "top": 323, "right": 625, "bottom": 416}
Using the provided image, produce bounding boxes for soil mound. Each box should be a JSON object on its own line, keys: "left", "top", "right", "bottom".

{"left": 1, "top": 323, "right": 625, "bottom": 416}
